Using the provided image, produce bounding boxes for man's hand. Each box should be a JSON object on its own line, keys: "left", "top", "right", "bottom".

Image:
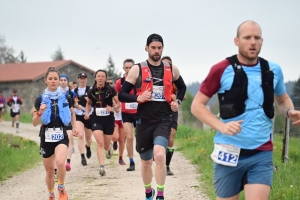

{"left": 170, "top": 100, "right": 179, "bottom": 112}
{"left": 289, "top": 110, "right": 300, "bottom": 126}
{"left": 137, "top": 89, "right": 152, "bottom": 103}
{"left": 220, "top": 120, "right": 243, "bottom": 136}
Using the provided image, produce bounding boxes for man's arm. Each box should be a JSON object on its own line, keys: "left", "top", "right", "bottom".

{"left": 275, "top": 92, "right": 300, "bottom": 126}
{"left": 191, "top": 91, "right": 242, "bottom": 135}
{"left": 118, "top": 65, "right": 139, "bottom": 102}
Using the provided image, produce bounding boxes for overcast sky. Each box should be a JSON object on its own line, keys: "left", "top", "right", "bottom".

{"left": 1, "top": 0, "right": 299, "bottom": 84}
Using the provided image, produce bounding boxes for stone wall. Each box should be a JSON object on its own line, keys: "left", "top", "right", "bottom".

{"left": 58, "top": 63, "right": 95, "bottom": 86}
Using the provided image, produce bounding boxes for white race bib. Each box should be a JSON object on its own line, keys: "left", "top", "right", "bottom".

{"left": 211, "top": 144, "right": 240, "bottom": 167}
{"left": 151, "top": 86, "right": 166, "bottom": 101}
{"left": 0, "top": 103, "right": 3, "bottom": 108}
{"left": 125, "top": 102, "right": 138, "bottom": 110}
{"left": 12, "top": 104, "right": 20, "bottom": 113}
{"left": 96, "top": 108, "right": 110, "bottom": 116}
{"left": 45, "top": 128, "right": 64, "bottom": 142}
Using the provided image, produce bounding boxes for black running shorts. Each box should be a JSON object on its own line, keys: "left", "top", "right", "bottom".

{"left": 122, "top": 112, "right": 136, "bottom": 127}
{"left": 39, "top": 127, "right": 69, "bottom": 158}
{"left": 10, "top": 110, "right": 20, "bottom": 118}
{"left": 76, "top": 115, "right": 92, "bottom": 129}
{"left": 135, "top": 118, "right": 172, "bottom": 154}
{"left": 90, "top": 115, "right": 115, "bottom": 135}
{"left": 171, "top": 111, "right": 178, "bottom": 130}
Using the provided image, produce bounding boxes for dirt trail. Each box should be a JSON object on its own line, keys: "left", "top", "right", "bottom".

{"left": 0, "top": 121, "right": 208, "bottom": 200}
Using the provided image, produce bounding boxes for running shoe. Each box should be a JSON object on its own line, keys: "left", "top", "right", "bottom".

{"left": 86, "top": 145, "right": 91, "bottom": 159}
{"left": 119, "top": 159, "right": 126, "bottom": 165}
{"left": 145, "top": 188, "right": 155, "bottom": 200}
{"left": 58, "top": 187, "right": 68, "bottom": 200}
{"left": 105, "top": 143, "right": 113, "bottom": 159}
{"left": 48, "top": 196, "right": 55, "bottom": 200}
{"left": 81, "top": 157, "right": 87, "bottom": 166}
{"left": 11, "top": 123, "right": 14, "bottom": 127}
{"left": 16, "top": 128, "right": 19, "bottom": 133}
{"left": 156, "top": 197, "right": 164, "bottom": 200}
{"left": 65, "top": 162, "right": 71, "bottom": 171}
{"left": 54, "top": 173, "right": 58, "bottom": 182}
{"left": 127, "top": 162, "right": 135, "bottom": 171}
{"left": 166, "top": 166, "right": 174, "bottom": 176}
{"left": 99, "top": 166, "right": 106, "bottom": 176}
{"left": 113, "top": 141, "right": 118, "bottom": 150}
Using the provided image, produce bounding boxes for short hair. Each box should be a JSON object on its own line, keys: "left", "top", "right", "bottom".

{"left": 73, "top": 81, "right": 77, "bottom": 84}
{"left": 123, "top": 59, "right": 135, "bottom": 66}
{"left": 107, "top": 77, "right": 113, "bottom": 81}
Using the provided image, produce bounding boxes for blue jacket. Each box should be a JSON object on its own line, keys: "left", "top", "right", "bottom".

{"left": 41, "top": 94, "right": 71, "bottom": 126}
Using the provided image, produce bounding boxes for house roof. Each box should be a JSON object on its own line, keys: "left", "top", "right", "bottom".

{"left": 0, "top": 60, "right": 94, "bottom": 82}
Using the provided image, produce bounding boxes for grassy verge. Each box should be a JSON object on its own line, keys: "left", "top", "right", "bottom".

{"left": 3, "top": 112, "right": 32, "bottom": 123}
{"left": 0, "top": 132, "right": 41, "bottom": 181}
{"left": 175, "top": 125, "right": 300, "bottom": 200}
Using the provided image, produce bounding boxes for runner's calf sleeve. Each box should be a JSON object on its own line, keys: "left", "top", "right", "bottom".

{"left": 173, "top": 75, "right": 186, "bottom": 101}
{"left": 16, "top": 121, "right": 19, "bottom": 128}
{"left": 118, "top": 81, "right": 138, "bottom": 102}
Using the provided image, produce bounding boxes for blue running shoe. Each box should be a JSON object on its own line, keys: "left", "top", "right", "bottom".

{"left": 145, "top": 188, "right": 155, "bottom": 200}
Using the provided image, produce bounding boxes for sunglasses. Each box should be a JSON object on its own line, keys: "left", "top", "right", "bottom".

{"left": 107, "top": 82, "right": 113, "bottom": 85}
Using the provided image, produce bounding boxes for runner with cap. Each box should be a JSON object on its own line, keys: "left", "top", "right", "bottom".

{"left": 115, "top": 58, "right": 138, "bottom": 171}
{"left": 0, "top": 91, "right": 6, "bottom": 122}
{"left": 7, "top": 89, "right": 23, "bottom": 133}
{"left": 118, "top": 34, "right": 186, "bottom": 200}
{"left": 73, "top": 72, "right": 93, "bottom": 166}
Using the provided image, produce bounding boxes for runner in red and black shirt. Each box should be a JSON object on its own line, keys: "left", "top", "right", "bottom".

{"left": 115, "top": 58, "right": 138, "bottom": 171}
{"left": 7, "top": 89, "right": 22, "bottom": 132}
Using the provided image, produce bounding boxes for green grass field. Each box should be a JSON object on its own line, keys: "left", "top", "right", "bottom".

{"left": 0, "top": 133, "right": 41, "bottom": 181}
{"left": 175, "top": 126, "right": 300, "bottom": 200}
{"left": 3, "top": 112, "right": 32, "bottom": 123}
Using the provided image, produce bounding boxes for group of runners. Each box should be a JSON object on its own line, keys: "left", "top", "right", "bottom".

{"left": 12, "top": 19, "right": 300, "bottom": 200}
{"left": 30, "top": 33, "right": 186, "bottom": 200}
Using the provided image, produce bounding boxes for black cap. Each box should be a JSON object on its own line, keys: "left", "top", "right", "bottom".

{"left": 78, "top": 72, "right": 87, "bottom": 78}
{"left": 146, "top": 33, "right": 164, "bottom": 46}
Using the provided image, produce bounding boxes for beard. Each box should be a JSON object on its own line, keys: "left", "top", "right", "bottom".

{"left": 239, "top": 48, "right": 261, "bottom": 62}
{"left": 150, "top": 54, "right": 161, "bottom": 62}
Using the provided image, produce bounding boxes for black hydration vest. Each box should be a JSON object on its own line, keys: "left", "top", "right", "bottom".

{"left": 218, "top": 55, "right": 274, "bottom": 119}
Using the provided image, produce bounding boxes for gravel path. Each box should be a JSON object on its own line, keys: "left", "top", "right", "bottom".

{"left": 0, "top": 121, "right": 208, "bottom": 200}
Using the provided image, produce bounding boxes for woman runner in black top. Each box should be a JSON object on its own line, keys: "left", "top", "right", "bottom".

{"left": 85, "top": 69, "right": 120, "bottom": 176}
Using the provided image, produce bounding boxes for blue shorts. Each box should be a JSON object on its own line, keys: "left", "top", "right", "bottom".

{"left": 214, "top": 150, "right": 273, "bottom": 198}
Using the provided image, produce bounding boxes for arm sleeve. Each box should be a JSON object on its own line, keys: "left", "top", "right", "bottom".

{"left": 7, "top": 97, "right": 12, "bottom": 106}
{"left": 118, "top": 81, "right": 138, "bottom": 102}
{"left": 34, "top": 96, "right": 42, "bottom": 111}
{"left": 173, "top": 75, "right": 186, "bottom": 101}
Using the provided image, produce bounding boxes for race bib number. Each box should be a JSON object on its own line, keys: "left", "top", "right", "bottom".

{"left": 45, "top": 128, "right": 64, "bottom": 142}
{"left": 96, "top": 108, "right": 110, "bottom": 116}
{"left": 0, "top": 103, "right": 3, "bottom": 108}
{"left": 12, "top": 104, "right": 20, "bottom": 113}
{"left": 151, "top": 86, "right": 166, "bottom": 101}
{"left": 125, "top": 102, "right": 138, "bottom": 110}
{"left": 211, "top": 144, "right": 240, "bottom": 167}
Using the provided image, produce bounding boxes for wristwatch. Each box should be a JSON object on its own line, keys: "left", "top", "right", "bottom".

{"left": 176, "top": 99, "right": 182, "bottom": 105}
